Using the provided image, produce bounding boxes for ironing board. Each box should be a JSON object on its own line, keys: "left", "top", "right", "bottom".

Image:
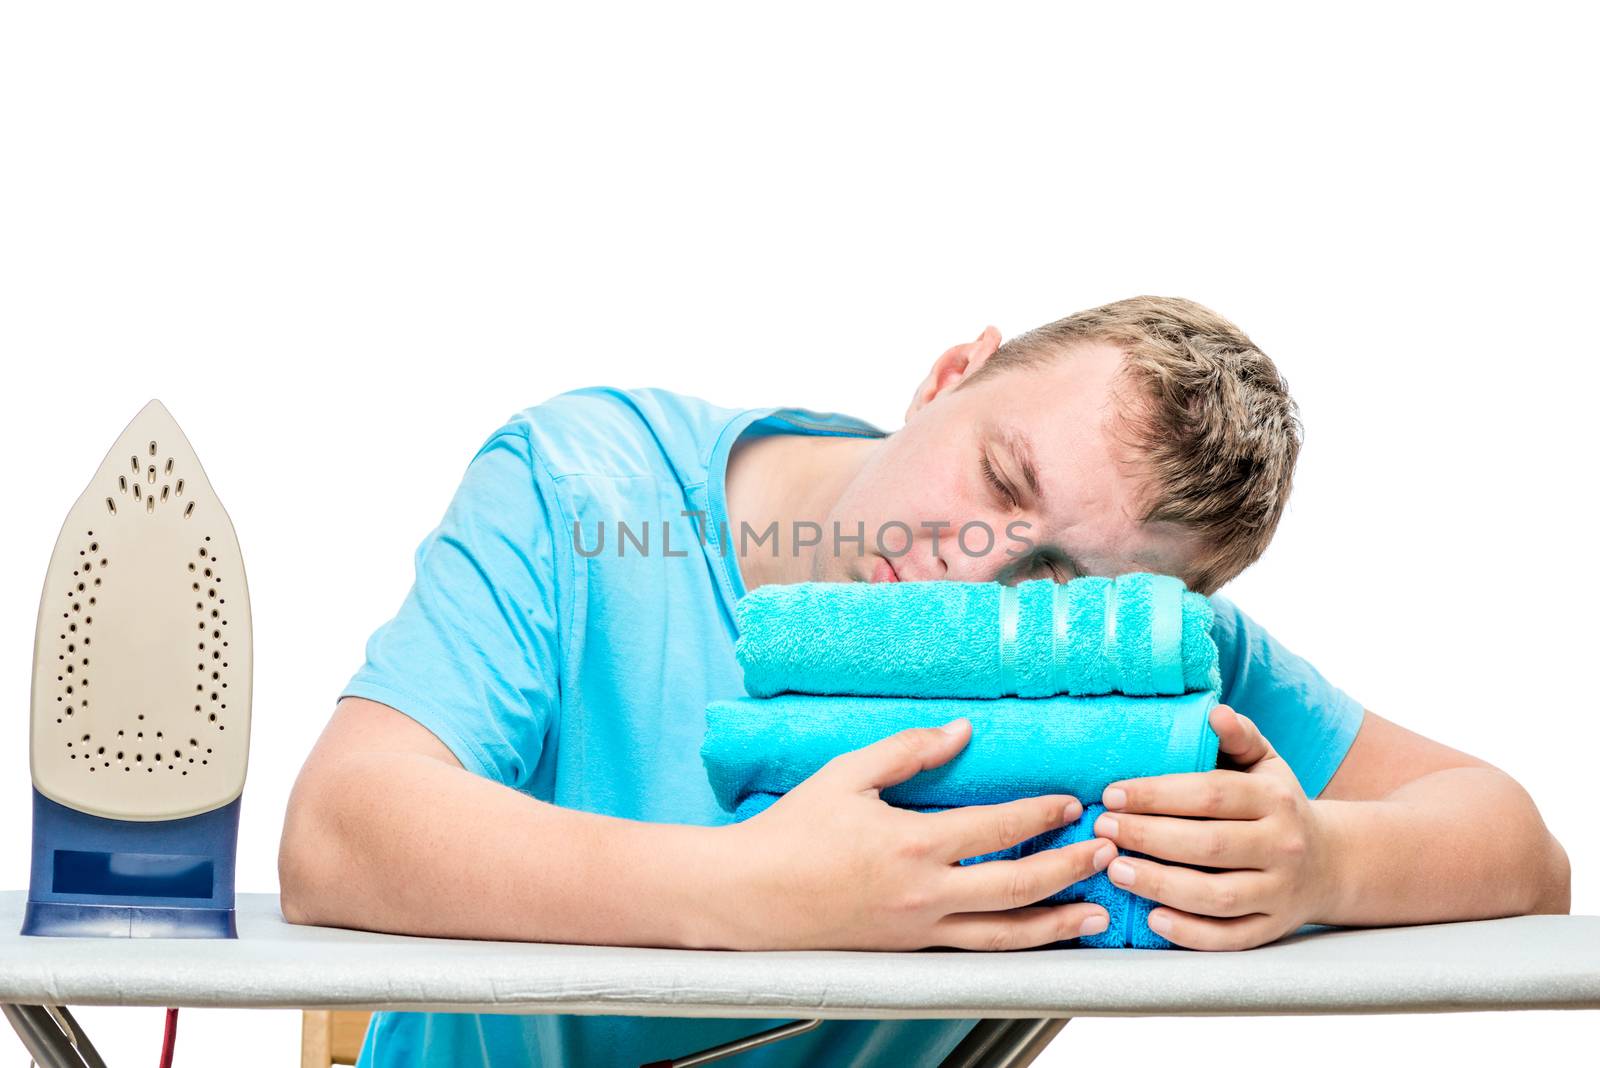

{"left": 3, "top": 892, "right": 1598, "bottom": 1068}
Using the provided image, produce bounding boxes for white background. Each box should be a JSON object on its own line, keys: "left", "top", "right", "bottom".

{"left": 2, "top": 2, "right": 1595, "bottom": 1065}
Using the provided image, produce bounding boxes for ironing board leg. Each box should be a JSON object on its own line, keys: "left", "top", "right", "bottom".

{"left": 937, "top": 1017, "right": 1070, "bottom": 1068}
{"left": 3, "top": 1003, "right": 109, "bottom": 1068}
{"left": 639, "top": 1018, "right": 824, "bottom": 1067}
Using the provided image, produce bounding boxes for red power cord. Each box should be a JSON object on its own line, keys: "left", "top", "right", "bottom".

{"left": 159, "top": 1007, "right": 178, "bottom": 1068}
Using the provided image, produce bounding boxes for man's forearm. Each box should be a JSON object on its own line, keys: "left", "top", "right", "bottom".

{"left": 279, "top": 750, "right": 734, "bottom": 947}
{"left": 1314, "top": 765, "right": 1571, "bottom": 927}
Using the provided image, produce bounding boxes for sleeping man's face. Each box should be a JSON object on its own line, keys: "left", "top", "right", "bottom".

{"left": 810, "top": 332, "right": 1200, "bottom": 588}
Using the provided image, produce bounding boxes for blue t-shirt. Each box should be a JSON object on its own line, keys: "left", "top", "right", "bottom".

{"left": 342, "top": 385, "right": 1365, "bottom": 1068}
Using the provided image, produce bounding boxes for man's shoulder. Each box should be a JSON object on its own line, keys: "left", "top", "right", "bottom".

{"left": 1205, "top": 592, "right": 1253, "bottom": 661}
{"left": 492, "top": 385, "right": 755, "bottom": 481}
{"left": 1203, "top": 592, "right": 1253, "bottom": 689}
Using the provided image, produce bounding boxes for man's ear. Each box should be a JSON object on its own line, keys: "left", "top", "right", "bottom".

{"left": 906, "top": 325, "right": 1001, "bottom": 421}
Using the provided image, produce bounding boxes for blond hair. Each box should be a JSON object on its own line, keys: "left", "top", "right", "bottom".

{"left": 959, "top": 296, "right": 1302, "bottom": 595}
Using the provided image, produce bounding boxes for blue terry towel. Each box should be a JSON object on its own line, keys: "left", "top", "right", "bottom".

{"left": 702, "top": 691, "right": 1221, "bottom": 810}
{"left": 701, "top": 691, "right": 1221, "bottom": 950}
{"left": 734, "top": 573, "right": 1221, "bottom": 700}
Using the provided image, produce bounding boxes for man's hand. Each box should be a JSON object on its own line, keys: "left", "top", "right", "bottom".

{"left": 713, "top": 718, "right": 1118, "bottom": 952}
{"left": 1091, "top": 704, "right": 1342, "bottom": 951}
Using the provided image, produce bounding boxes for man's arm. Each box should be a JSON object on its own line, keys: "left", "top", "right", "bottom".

{"left": 1091, "top": 703, "right": 1571, "bottom": 950}
{"left": 278, "top": 697, "right": 1119, "bottom": 952}
{"left": 1314, "top": 707, "right": 1572, "bottom": 923}
{"left": 278, "top": 696, "right": 729, "bottom": 946}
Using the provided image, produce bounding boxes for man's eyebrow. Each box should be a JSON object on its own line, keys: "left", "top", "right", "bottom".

{"left": 985, "top": 423, "right": 1087, "bottom": 579}
{"left": 1001, "top": 427, "right": 1042, "bottom": 502}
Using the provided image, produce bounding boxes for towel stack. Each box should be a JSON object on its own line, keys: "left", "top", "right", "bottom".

{"left": 700, "top": 572, "right": 1224, "bottom": 949}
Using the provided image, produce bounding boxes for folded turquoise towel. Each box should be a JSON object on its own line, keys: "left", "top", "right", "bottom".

{"left": 735, "top": 794, "right": 1174, "bottom": 949}
{"left": 702, "top": 691, "right": 1220, "bottom": 810}
{"left": 701, "top": 691, "right": 1220, "bottom": 950}
{"left": 734, "top": 573, "right": 1221, "bottom": 700}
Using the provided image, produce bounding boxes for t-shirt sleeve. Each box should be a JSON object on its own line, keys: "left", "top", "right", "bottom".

{"left": 1209, "top": 594, "right": 1365, "bottom": 799}
{"left": 339, "top": 429, "right": 563, "bottom": 790}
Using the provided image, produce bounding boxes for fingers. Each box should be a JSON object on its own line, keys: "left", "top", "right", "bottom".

{"left": 1103, "top": 768, "right": 1278, "bottom": 820}
{"left": 943, "top": 836, "right": 1117, "bottom": 913}
{"left": 1145, "top": 906, "right": 1287, "bottom": 951}
{"left": 820, "top": 719, "right": 972, "bottom": 794}
{"left": 1210, "top": 704, "right": 1276, "bottom": 769}
{"left": 929, "top": 901, "right": 1111, "bottom": 952}
{"left": 921, "top": 793, "right": 1084, "bottom": 862}
{"left": 1092, "top": 810, "right": 1276, "bottom": 870}
{"left": 1104, "top": 854, "right": 1270, "bottom": 918}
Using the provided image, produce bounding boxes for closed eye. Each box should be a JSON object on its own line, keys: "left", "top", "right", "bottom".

{"left": 980, "top": 448, "right": 1018, "bottom": 509}
{"left": 1022, "top": 551, "right": 1068, "bottom": 582}
{"left": 998, "top": 551, "right": 1069, "bottom": 585}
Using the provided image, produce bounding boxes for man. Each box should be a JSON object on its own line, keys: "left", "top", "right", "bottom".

{"left": 279, "top": 296, "right": 1571, "bottom": 1066}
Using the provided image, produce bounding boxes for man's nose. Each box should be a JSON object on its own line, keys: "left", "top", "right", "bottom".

{"left": 936, "top": 534, "right": 998, "bottom": 583}
{"left": 934, "top": 518, "right": 1028, "bottom": 584}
